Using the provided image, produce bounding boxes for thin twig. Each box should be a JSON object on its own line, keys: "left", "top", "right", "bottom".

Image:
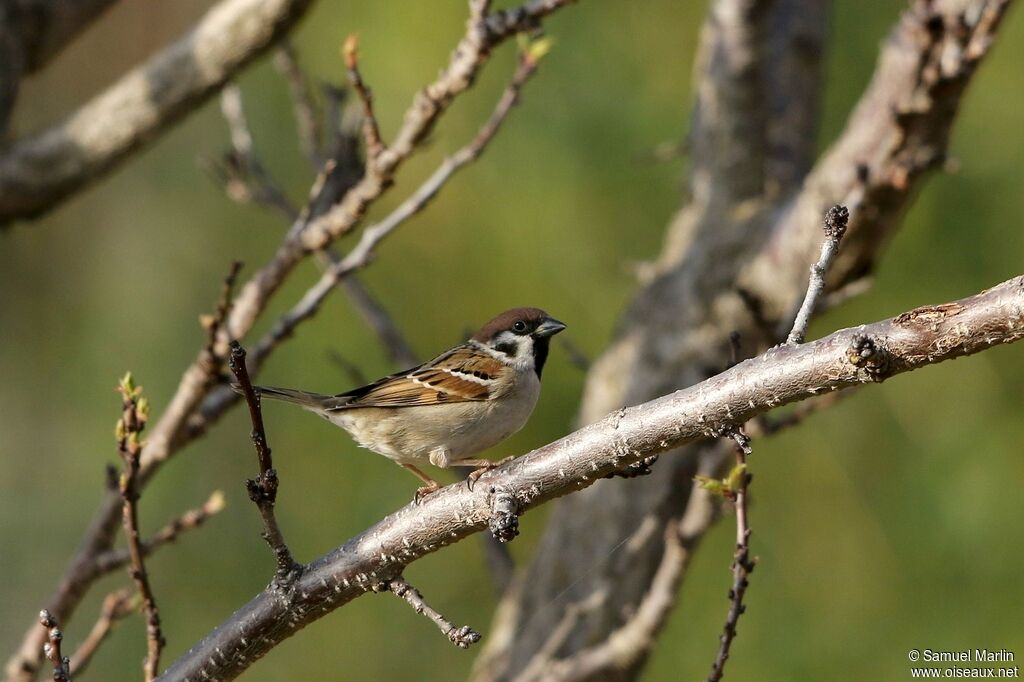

{"left": 252, "top": 45, "right": 548, "bottom": 362}
{"left": 707, "top": 431, "right": 755, "bottom": 682}
{"left": 115, "top": 373, "right": 163, "bottom": 681}
{"left": 210, "top": 86, "right": 298, "bottom": 219}
{"left": 39, "top": 611, "right": 71, "bottom": 682}
{"left": 68, "top": 589, "right": 136, "bottom": 676}
{"left": 382, "top": 577, "right": 482, "bottom": 649}
{"left": 227, "top": 342, "right": 301, "bottom": 582}
{"left": 274, "top": 40, "right": 323, "bottom": 166}
{"left": 343, "top": 34, "right": 384, "bottom": 164}
{"left": 786, "top": 205, "right": 850, "bottom": 344}
{"left": 93, "top": 491, "right": 226, "bottom": 574}
{"left": 202, "top": 261, "right": 245, "bottom": 369}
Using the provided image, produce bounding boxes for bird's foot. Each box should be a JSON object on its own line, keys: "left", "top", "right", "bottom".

{"left": 465, "top": 456, "right": 516, "bottom": 491}
{"left": 414, "top": 481, "right": 441, "bottom": 504}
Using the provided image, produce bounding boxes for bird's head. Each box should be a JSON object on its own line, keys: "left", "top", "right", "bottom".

{"left": 471, "top": 307, "right": 566, "bottom": 377}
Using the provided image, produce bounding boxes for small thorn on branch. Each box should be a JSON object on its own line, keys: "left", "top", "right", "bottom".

{"left": 382, "top": 577, "right": 482, "bottom": 649}
{"left": 786, "top": 204, "right": 850, "bottom": 345}
{"left": 39, "top": 611, "right": 71, "bottom": 682}
{"left": 227, "top": 342, "right": 301, "bottom": 584}
{"left": 488, "top": 488, "right": 520, "bottom": 543}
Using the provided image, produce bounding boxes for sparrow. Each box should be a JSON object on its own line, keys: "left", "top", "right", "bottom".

{"left": 245, "top": 308, "right": 566, "bottom": 499}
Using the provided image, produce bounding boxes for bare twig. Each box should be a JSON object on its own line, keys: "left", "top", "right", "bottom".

{"left": 252, "top": 45, "right": 548, "bottom": 363}
{"left": 0, "top": 0, "right": 315, "bottom": 226}
{"left": 343, "top": 34, "right": 384, "bottom": 164}
{"left": 706, "top": 432, "right": 755, "bottom": 682}
{"left": 274, "top": 40, "right": 323, "bottom": 166}
{"left": 115, "top": 373, "right": 163, "bottom": 681}
{"left": 201, "top": 261, "right": 245, "bottom": 371}
{"left": 786, "top": 205, "right": 850, "bottom": 344}
{"left": 210, "top": 70, "right": 419, "bottom": 371}
{"left": 227, "top": 342, "right": 301, "bottom": 582}
{"left": 38, "top": 611, "right": 70, "bottom": 682}
{"left": 162, "top": 276, "right": 1024, "bottom": 680}
{"left": 381, "top": 577, "right": 482, "bottom": 649}
{"left": 206, "top": 87, "right": 299, "bottom": 220}
{"left": 92, "top": 491, "right": 226, "bottom": 575}
{"left": 68, "top": 590, "right": 136, "bottom": 677}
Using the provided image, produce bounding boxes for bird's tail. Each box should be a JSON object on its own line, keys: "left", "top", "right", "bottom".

{"left": 230, "top": 384, "right": 332, "bottom": 410}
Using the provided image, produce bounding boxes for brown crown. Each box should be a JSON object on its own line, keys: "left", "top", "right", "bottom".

{"left": 471, "top": 307, "right": 550, "bottom": 342}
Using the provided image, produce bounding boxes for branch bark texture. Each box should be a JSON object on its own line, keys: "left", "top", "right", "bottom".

{"left": 160, "top": 275, "right": 1024, "bottom": 681}
{"left": 0, "top": 0, "right": 314, "bottom": 225}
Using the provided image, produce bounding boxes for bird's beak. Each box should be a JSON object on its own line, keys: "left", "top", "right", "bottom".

{"left": 534, "top": 317, "right": 567, "bottom": 338}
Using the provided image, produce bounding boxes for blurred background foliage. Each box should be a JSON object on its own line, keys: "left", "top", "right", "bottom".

{"left": 1, "top": 1, "right": 1022, "bottom": 680}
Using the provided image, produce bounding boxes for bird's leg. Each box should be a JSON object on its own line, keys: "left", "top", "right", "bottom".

{"left": 460, "top": 456, "right": 516, "bottom": 490}
{"left": 401, "top": 463, "right": 442, "bottom": 503}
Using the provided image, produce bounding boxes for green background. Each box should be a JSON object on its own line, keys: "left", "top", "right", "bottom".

{"left": 1, "top": 1, "right": 1022, "bottom": 680}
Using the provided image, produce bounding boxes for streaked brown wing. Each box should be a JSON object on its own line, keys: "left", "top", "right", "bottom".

{"left": 327, "top": 344, "right": 506, "bottom": 409}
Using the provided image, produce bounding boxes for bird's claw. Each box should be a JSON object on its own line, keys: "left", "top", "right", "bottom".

{"left": 413, "top": 482, "right": 440, "bottom": 504}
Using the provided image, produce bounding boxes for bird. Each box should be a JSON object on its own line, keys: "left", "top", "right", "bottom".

{"left": 242, "top": 308, "right": 566, "bottom": 500}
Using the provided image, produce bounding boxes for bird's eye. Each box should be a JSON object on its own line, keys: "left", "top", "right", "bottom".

{"left": 512, "top": 320, "right": 528, "bottom": 334}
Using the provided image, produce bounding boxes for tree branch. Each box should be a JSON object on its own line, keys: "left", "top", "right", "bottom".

{"left": 381, "top": 577, "right": 482, "bottom": 650}
{"left": 91, "top": 491, "right": 226, "bottom": 575}
{"left": 161, "top": 275, "right": 1024, "bottom": 680}
{"left": 248, "top": 44, "right": 547, "bottom": 366}
{"left": 38, "top": 612, "right": 70, "bottom": 682}
{"left": 706, "top": 433, "right": 754, "bottom": 682}
{"left": 4, "top": 3, "right": 575, "bottom": 678}
{"left": 0, "top": 0, "right": 315, "bottom": 226}
{"left": 228, "top": 342, "right": 300, "bottom": 582}
{"left": 786, "top": 205, "right": 849, "bottom": 344}
{"left": 0, "top": 0, "right": 119, "bottom": 132}
{"left": 114, "top": 374, "right": 163, "bottom": 681}
{"left": 67, "top": 589, "right": 135, "bottom": 677}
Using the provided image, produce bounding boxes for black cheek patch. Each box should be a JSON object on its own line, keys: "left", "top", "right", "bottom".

{"left": 493, "top": 340, "right": 518, "bottom": 357}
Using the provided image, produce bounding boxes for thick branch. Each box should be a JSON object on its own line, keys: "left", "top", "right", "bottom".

{"left": 161, "top": 276, "right": 1024, "bottom": 681}
{"left": 0, "top": 0, "right": 314, "bottom": 226}
{"left": 0, "top": 0, "right": 119, "bottom": 132}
